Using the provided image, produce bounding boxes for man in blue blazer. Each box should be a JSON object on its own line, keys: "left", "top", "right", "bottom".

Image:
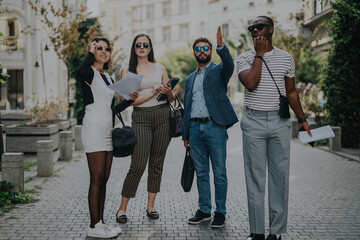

{"left": 183, "top": 26, "right": 238, "bottom": 228}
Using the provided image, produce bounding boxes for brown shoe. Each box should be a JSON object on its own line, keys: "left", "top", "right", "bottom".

{"left": 116, "top": 210, "right": 128, "bottom": 223}
{"left": 146, "top": 209, "right": 159, "bottom": 219}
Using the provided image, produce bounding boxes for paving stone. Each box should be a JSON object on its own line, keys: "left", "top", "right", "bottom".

{"left": 0, "top": 129, "right": 359, "bottom": 239}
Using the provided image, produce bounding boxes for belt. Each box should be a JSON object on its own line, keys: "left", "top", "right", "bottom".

{"left": 190, "top": 117, "right": 211, "bottom": 123}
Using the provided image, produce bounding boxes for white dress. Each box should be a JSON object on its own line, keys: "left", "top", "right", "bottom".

{"left": 81, "top": 67, "right": 114, "bottom": 153}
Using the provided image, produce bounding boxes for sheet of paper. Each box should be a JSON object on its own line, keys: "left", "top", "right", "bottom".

{"left": 108, "top": 72, "right": 142, "bottom": 100}
{"left": 299, "top": 125, "right": 335, "bottom": 144}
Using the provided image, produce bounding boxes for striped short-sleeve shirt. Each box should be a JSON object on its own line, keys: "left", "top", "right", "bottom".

{"left": 236, "top": 47, "right": 295, "bottom": 111}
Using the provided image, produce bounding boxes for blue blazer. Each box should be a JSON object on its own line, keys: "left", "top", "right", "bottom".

{"left": 182, "top": 44, "right": 239, "bottom": 141}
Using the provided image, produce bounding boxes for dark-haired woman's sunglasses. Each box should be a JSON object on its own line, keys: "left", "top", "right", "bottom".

{"left": 96, "top": 46, "right": 112, "bottom": 52}
{"left": 195, "top": 45, "right": 210, "bottom": 52}
{"left": 248, "top": 23, "right": 272, "bottom": 32}
{"left": 135, "top": 43, "right": 149, "bottom": 49}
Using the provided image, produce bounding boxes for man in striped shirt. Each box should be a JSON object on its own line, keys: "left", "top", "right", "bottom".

{"left": 236, "top": 16, "right": 311, "bottom": 240}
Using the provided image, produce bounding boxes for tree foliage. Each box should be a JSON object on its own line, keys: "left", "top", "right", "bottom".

{"left": 321, "top": 0, "right": 360, "bottom": 147}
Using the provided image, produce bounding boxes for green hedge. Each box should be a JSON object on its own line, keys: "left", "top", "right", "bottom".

{"left": 321, "top": 0, "right": 360, "bottom": 147}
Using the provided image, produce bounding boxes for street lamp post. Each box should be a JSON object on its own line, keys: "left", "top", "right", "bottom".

{"left": 35, "top": 40, "right": 49, "bottom": 98}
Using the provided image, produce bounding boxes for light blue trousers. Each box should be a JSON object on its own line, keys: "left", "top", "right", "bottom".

{"left": 241, "top": 107, "right": 291, "bottom": 234}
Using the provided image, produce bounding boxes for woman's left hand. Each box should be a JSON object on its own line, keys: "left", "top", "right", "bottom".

{"left": 129, "top": 91, "right": 138, "bottom": 101}
{"left": 159, "top": 83, "right": 172, "bottom": 95}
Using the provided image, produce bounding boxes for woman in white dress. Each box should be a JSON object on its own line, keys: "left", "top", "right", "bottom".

{"left": 77, "top": 37, "right": 137, "bottom": 238}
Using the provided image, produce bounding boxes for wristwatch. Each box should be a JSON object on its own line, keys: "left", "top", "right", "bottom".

{"left": 298, "top": 117, "right": 307, "bottom": 123}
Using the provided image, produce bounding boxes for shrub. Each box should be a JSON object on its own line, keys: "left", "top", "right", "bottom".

{"left": 0, "top": 181, "right": 38, "bottom": 209}
{"left": 321, "top": 0, "right": 360, "bottom": 147}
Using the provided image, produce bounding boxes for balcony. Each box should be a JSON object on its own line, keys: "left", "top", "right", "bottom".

{"left": 0, "top": 38, "right": 23, "bottom": 51}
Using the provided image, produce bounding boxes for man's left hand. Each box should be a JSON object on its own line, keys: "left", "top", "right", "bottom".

{"left": 300, "top": 121, "right": 312, "bottom": 137}
{"left": 217, "top": 26, "right": 224, "bottom": 47}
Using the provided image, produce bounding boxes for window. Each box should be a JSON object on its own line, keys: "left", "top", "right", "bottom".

{"left": 7, "top": 69, "right": 24, "bottom": 109}
{"left": 146, "top": 4, "right": 154, "bottom": 20}
{"left": 314, "top": 0, "right": 323, "bottom": 15}
{"left": 8, "top": 20, "right": 15, "bottom": 37}
{"left": 179, "top": 24, "right": 188, "bottom": 40}
{"left": 147, "top": 29, "right": 154, "bottom": 41}
{"left": 180, "top": 0, "right": 188, "bottom": 14}
{"left": 249, "top": 1, "right": 254, "bottom": 7}
{"left": 268, "top": 0, "right": 273, "bottom": 3}
{"left": 222, "top": 23, "right": 229, "bottom": 37}
{"left": 163, "top": 26, "right": 171, "bottom": 42}
{"left": 200, "top": 22, "right": 205, "bottom": 35}
{"left": 163, "top": 1, "right": 171, "bottom": 17}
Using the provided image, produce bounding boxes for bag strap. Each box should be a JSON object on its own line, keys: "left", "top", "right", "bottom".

{"left": 112, "top": 107, "right": 125, "bottom": 127}
{"left": 260, "top": 57, "right": 282, "bottom": 97}
{"left": 186, "top": 146, "right": 191, "bottom": 156}
{"left": 168, "top": 95, "right": 184, "bottom": 111}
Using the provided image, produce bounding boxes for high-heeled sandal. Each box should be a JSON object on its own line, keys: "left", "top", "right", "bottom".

{"left": 146, "top": 209, "right": 159, "bottom": 219}
{"left": 116, "top": 210, "right": 128, "bottom": 223}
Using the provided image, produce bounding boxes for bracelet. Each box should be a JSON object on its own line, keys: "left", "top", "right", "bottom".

{"left": 254, "top": 55, "right": 263, "bottom": 60}
{"left": 298, "top": 118, "right": 307, "bottom": 123}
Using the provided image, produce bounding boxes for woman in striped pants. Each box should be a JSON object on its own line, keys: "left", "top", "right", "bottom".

{"left": 115, "top": 34, "right": 175, "bottom": 223}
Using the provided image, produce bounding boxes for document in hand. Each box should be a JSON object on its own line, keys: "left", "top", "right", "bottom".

{"left": 108, "top": 72, "right": 142, "bottom": 100}
{"left": 299, "top": 125, "right": 335, "bottom": 144}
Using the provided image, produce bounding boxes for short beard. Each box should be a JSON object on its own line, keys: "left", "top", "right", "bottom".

{"left": 195, "top": 54, "right": 211, "bottom": 64}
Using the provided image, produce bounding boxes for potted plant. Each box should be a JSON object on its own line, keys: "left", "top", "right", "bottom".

{"left": 5, "top": 93, "right": 68, "bottom": 153}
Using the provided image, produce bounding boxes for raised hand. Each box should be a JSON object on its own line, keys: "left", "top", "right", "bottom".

{"left": 89, "top": 41, "right": 98, "bottom": 53}
{"left": 217, "top": 26, "right": 224, "bottom": 47}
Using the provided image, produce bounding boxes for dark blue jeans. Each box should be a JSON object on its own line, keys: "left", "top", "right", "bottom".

{"left": 189, "top": 120, "right": 228, "bottom": 214}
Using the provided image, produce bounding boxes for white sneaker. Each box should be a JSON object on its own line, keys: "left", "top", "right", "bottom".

{"left": 87, "top": 221, "right": 118, "bottom": 238}
{"left": 99, "top": 222, "right": 122, "bottom": 235}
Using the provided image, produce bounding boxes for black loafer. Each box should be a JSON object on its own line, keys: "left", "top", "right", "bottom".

{"left": 266, "top": 234, "right": 281, "bottom": 240}
{"left": 247, "top": 233, "right": 265, "bottom": 240}
{"left": 146, "top": 209, "right": 159, "bottom": 219}
{"left": 116, "top": 210, "right": 128, "bottom": 223}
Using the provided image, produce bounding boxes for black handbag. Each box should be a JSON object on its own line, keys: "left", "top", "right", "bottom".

{"left": 168, "top": 96, "right": 184, "bottom": 137}
{"left": 112, "top": 103, "right": 137, "bottom": 157}
{"left": 181, "top": 147, "right": 195, "bottom": 192}
{"left": 261, "top": 58, "right": 290, "bottom": 118}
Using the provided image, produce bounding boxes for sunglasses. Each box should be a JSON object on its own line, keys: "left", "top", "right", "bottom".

{"left": 96, "top": 46, "right": 112, "bottom": 52}
{"left": 194, "top": 45, "right": 210, "bottom": 52}
{"left": 248, "top": 23, "right": 272, "bottom": 32}
{"left": 135, "top": 42, "right": 149, "bottom": 49}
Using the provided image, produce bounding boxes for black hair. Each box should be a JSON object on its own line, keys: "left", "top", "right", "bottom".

{"left": 256, "top": 15, "right": 274, "bottom": 26}
{"left": 91, "top": 37, "right": 112, "bottom": 70}
{"left": 192, "top": 37, "right": 213, "bottom": 51}
{"left": 128, "top": 34, "right": 155, "bottom": 74}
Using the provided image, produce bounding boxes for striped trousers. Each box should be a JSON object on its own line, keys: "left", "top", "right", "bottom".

{"left": 121, "top": 103, "right": 171, "bottom": 198}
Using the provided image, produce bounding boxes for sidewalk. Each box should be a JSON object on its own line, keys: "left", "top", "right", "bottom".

{"left": 0, "top": 127, "right": 360, "bottom": 239}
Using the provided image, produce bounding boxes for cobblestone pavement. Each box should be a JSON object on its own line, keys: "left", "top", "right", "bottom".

{"left": 0, "top": 125, "right": 359, "bottom": 240}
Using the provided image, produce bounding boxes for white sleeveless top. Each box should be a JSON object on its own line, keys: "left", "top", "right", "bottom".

{"left": 137, "top": 63, "right": 164, "bottom": 107}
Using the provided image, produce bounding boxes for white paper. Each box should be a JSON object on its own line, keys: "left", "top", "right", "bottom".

{"left": 108, "top": 72, "right": 142, "bottom": 100}
{"left": 299, "top": 125, "right": 335, "bottom": 144}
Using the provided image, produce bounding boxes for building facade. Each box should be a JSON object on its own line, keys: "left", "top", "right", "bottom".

{"left": 99, "top": 0, "right": 304, "bottom": 105}
{"left": 302, "top": 0, "right": 333, "bottom": 55}
{"left": 0, "top": 0, "right": 84, "bottom": 112}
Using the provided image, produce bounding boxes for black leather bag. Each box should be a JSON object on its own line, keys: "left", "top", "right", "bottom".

{"left": 112, "top": 104, "right": 137, "bottom": 157}
{"left": 168, "top": 96, "right": 184, "bottom": 137}
{"left": 279, "top": 95, "right": 290, "bottom": 118}
{"left": 181, "top": 147, "right": 195, "bottom": 192}
{"left": 261, "top": 58, "right": 291, "bottom": 119}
